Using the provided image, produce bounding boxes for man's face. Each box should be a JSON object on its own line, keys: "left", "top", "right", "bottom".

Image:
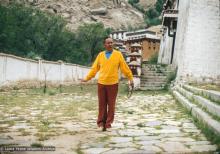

{"left": 104, "top": 38, "right": 113, "bottom": 51}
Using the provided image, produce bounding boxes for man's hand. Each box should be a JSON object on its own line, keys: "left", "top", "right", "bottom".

{"left": 80, "top": 79, "right": 87, "bottom": 83}
{"left": 129, "top": 80, "right": 134, "bottom": 88}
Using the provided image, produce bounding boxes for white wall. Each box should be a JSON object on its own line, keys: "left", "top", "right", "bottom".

{"left": 158, "top": 28, "right": 173, "bottom": 64}
{"left": 175, "top": 0, "right": 220, "bottom": 83}
{"left": 0, "top": 53, "right": 91, "bottom": 86}
{"left": 173, "top": 0, "right": 190, "bottom": 67}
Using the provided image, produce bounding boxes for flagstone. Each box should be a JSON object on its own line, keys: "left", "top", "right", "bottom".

{"left": 108, "top": 142, "right": 137, "bottom": 148}
{"left": 156, "top": 141, "right": 191, "bottom": 152}
{"left": 162, "top": 137, "right": 195, "bottom": 142}
{"left": 164, "top": 120, "right": 182, "bottom": 126}
{"left": 185, "top": 141, "right": 211, "bottom": 146}
{"left": 190, "top": 145, "right": 217, "bottom": 152}
{"left": 102, "top": 148, "right": 137, "bottom": 154}
{"left": 118, "top": 129, "right": 146, "bottom": 136}
{"left": 134, "top": 136, "right": 162, "bottom": 141}
{"left": 138, "top": 140, "right": 162, "bottom": 146}
{"left": 109, "top": 137, "right": 133, "bottom": 143}
{"left": 82, "top": 148, "right": 111, "bottom": 154}
{"left": 139, "top": 145, "right": 163, "bottom": 152}
{"left": 145, "top": 120, "right": 162, "bottom": 127}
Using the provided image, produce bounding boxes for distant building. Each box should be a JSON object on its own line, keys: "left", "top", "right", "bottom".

{"left": 127, "top": 43, "right": 142, "bottom": 89}
{"left": 110, "top": 30, "right": 127, "bottom": 41}
{"left": 125, "top": 29, "right": 160, "bottom": 62}
{"left": 114, "top": 41, "right": 127, "bottom": 58}
{"left": 110, "top": 28, "right": 161, "bottom": 62}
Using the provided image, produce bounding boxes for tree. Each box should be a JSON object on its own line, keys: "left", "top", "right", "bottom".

{"left": 155, "top": 0, "right": 165, "bottom": 13}
{"left": 0, "top": 3, "right": 112, "bottom": 66}
{"left": 144, "top": 0, "right": 166, "bottom": 26}
{"left": 128, "top": 0, "right": 139, "bottom": 6}
{"left": 76, "top": 23, "right": 111, "bottom": 63}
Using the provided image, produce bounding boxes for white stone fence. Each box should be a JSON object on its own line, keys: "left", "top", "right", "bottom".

{"left": 0, "top": 53, "right": 92, "bottom": 86}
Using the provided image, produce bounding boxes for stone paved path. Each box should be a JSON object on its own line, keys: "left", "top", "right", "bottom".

{"left": 0, "top": 88, "right": 218, "bottom": 154}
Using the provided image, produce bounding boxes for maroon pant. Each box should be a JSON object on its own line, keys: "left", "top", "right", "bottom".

{"left": 97, "top": 83, "right": 118, "bottom": 128}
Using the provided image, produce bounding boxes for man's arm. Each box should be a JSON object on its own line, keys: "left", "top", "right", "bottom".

{"left": 81, "top": 53, "right": 100, "bottom": 82}
{"left": 119, "top": 53, "right": 134, "bottom": 86}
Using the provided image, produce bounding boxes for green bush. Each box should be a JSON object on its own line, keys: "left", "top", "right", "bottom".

{"left": 167, "top": 70, "right": 177, "bottom": 83}
{"left": 155, "top": 0, "right": 165, "bottom": 13}
{"left": 146, "top": 8, "right": 160, "bottom": 19}
{"left": 145, "top": 17, "right": 161, "bottom": 26}
{"left": 128, "top": 0, "right": 139, "bottom": 6}
{"left": 0, "top": 3, "right": 111, "bottom": 65}
{"left": 148, "top": 52, "right": 158, "bottom": 64}
{"left": 144, "top": 0, "right": 166, "bottom": 26}
{"left": 133, "top": 3, "right": 145, "bottom": 13}
{"left": 163, "top": 68, "right": 177, "bottom": 90}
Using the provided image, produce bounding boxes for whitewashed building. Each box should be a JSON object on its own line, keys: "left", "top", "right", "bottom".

{"left": 158, "top": 0, "right": 220, "bottom": 84}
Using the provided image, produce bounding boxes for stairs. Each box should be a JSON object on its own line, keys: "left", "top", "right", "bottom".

{"left": 172, "top": 84, "right": 220, "bottom": 136}
{"left": 139, "top": 64, "right": 173, "bottom": 90}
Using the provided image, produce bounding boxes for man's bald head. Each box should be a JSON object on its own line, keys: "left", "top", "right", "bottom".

{"left": 104, "top": 37, "right": 114, "bottom": 51}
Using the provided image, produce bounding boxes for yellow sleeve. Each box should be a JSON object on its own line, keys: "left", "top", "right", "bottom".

{"left": 85, "top": 53, "right": 100, "bottom": 81}
{"left": 119, "top": 53, "right": 133, "bottom": 80}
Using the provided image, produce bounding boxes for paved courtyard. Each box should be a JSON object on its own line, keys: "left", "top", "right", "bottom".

{"left": 0, "top": 85, "right": 218, "bottom": 154}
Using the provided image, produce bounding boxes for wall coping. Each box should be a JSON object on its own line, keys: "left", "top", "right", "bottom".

{"left": 0, "top": 52, "right": 90, "bottom": 69}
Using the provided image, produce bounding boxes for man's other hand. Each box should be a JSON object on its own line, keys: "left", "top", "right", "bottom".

{"left": 81, "top": 79, "right": 87, "bottom": 83}
{"left": 129, "top": 80, "right": 134, "bottom": 88}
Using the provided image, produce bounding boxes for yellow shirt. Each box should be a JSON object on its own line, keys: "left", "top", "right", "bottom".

{"left": 85, "top": 50, "right": 133, "bottom": 85}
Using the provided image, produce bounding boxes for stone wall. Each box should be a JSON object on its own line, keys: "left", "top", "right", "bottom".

{"left": 0, "top": 53, "right": 91, "bottom": 86}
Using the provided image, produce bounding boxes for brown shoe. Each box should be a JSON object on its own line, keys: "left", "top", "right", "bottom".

{"left": 102, "top": 126, "right": 106, "bottom": 131}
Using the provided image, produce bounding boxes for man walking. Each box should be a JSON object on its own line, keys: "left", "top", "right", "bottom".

{"left": 81, "top": 37, "right": 133, "bottom": 131}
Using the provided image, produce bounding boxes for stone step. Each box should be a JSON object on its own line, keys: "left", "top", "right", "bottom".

{"left": 141, "top": 69, "right": 171, "bottom": 73}
{"left": 141, "top": 77, "right": 167, "bottom": 82}
{"left": 172, "top": 90, "right": 220, "bottom": 135}
{"left": 141, "top": 82, "right": 166, "bottom": 86}
{"left": 194, "top": 95, "right": 220, "bottom": 118}
{"left": 176, "top": 85, "right": 220, "bottom": 118}
{"left": 142, "top": 67, "right": 168, "bottom": 71}
{"left": 142, "top": 64, "right": 174, "bottom": 70}
{"left": 141, "top": 76, "right": 167, "bottom": 80}
{"left": 140, "top": 64, "right": 172, "bottom": 91}
{"left": 141, "top": 82, "right": 167, "bottom": 86}
{"left": 141, "top": 79, "right": 167, "bottom": 83}
{"left": 142, "top": 72, "right": 166, "bottom": 76}
{"left": 183, "top": 85, "right": 220, "bottom": 104}
{"left": 142, "top": 71, "right": 172, "bottom": 75}
{"left": 141, "top": 76, "right": 167, "bottom": 79}
{"left": 172, "top": 90, "right": 196, "bottom": 111}
{"left": 139, "top": 86, "right": 164, "bottom": 90}
{"left": 142, "top": 64, "right": 167, "bottom": 68}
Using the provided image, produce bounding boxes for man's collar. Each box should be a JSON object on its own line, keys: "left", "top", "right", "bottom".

{"left": 106, "top": 50, "right": 113, "bottom": 53}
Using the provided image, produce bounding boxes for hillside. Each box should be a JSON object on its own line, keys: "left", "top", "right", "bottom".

{"left": 0, "top": 0, "right": 155, "bottom": 31}
{"left": 139, "top": 0, "right": 156, "bottom": 11}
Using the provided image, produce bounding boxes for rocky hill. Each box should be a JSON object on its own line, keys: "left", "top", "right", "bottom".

{"left": 0, "top": 0, "right": 157, "bottom": 31}
{"left": 139, "top": 0, "right": 156, "bottom": 11}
